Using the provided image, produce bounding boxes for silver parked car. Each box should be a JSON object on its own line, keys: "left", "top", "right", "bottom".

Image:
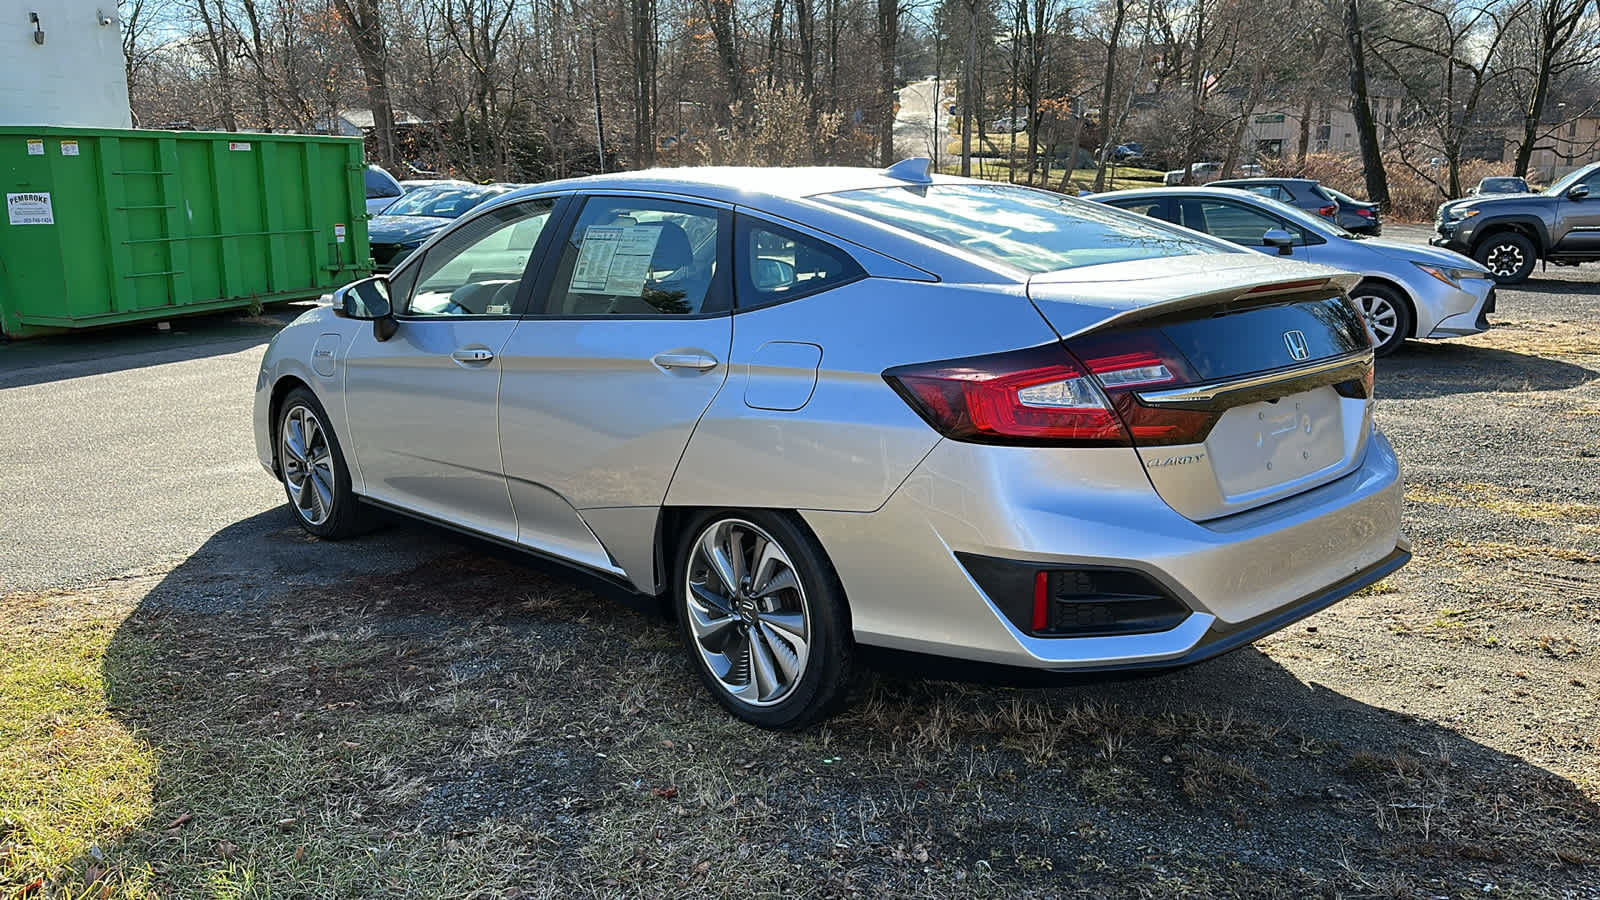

{"left": 253, "top": 162, "right": 1409, "bottom": 728}
{"left": 1095, "top": 186, "right": 1495, "bottom": 356}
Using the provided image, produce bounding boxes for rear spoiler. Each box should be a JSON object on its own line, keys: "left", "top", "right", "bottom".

{"left": 1026, "top": 256, "right": 1361, "bottom": 339}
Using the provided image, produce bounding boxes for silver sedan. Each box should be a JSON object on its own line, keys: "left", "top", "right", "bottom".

{"left": 1094, "top": 186, "right": 1496, "bottom": 356}
{"left": 253, "top": 163, "right": 1409, "bottom": 728}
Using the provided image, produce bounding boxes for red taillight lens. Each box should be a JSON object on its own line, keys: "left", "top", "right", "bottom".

{"left": 1355, "top": 208, "right": 1375, "bottom": 218}
{"left": 884, "top": 344, "right": 1130, "bottom": 446}
{"left": 1069, "top": 331, "right": 1222, "bottom": 446}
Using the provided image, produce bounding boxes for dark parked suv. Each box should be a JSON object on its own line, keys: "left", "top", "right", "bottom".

{"left": 1433, "top": 162, "right": 1600, "bottom": 283}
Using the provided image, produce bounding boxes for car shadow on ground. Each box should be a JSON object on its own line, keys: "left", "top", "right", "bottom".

{"left": 72, "top": 509, "right": 1600, "bottom": 895}
{"left": 0, "top": 303, "right": 310, "bottom": 390}
{"left": 1382, "top": 340, "right": 1596, "bottom": 399}
{"left": 1515, "top": 274, "right": 1600, "bottom": 296}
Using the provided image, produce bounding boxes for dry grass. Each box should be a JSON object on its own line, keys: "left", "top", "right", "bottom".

{"left": 1406, "top": 481, "right": 1600, "bottom": 525}
{"left": 3, "top": 551, "right": 1597, "bottom": 897}
{"left": 1445, "top": 539, "right": 1600, "bottom": 565}
{"left": 1460, "top": 319, "right": 1600, "bottom": 359}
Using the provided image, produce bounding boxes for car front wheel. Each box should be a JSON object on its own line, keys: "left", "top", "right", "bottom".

{"left": 1475, "top": 232, "right": 1537, "bottom": 283}
{"left": 676, "top": 511, "right": 854, "bottom": 729}
{"left": 277, "top": 387, "right": 369, "bottom": 539}
{"left": 1350, "top": 283, "right": 1412, "bottom": 357}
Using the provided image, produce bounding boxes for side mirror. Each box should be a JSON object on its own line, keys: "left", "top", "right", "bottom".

{"left": 1262, "top": 228, "right": 1296, "bottom": 255}
{"left": 1568, "top": 183, "right": 1590, "bottom": 200}
{"left": 331, "top": 276, "right": 398, "bottom": 341}
{"left": 753, "top": 257, "right": 796, "bottom": 291}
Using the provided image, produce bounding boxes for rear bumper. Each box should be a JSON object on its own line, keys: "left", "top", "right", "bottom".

{"left": 804, "top": 431, "right": 1406, "bottom": 670}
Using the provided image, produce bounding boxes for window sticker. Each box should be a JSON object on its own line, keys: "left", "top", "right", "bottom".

{"left": 570, "top": 224, "right": 663, "bottom": 295}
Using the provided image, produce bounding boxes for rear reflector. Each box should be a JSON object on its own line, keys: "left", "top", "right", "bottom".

{"left": 1032, "top": 572, "right": 1050, "bottom": 631}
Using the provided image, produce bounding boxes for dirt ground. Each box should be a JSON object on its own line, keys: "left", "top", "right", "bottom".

{"left": 2, "top": 260, "right": 1598, "bottom": 898}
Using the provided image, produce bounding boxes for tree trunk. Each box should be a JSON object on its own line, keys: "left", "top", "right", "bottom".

{"left": 1091, "top": 0, "right": 1127, "bottom": 191}
{"left": 1342, "top": 0, "right": 1388, "bottom": 207}
{"left": 195, "top": 0, "right": 237, "bottom": 131}
{"left": 876, "top": 0, "right": 899, "bottom": 166}
{"left": 703, "top": 0, "right": 743, "bottom": 126}
{"left": 960, "top": 0, "right": 978, "bottom": 177}
{"left": 795, "top": 0, "right": 819, "bottom": 158}
{"left": 1295, "top": 89, "right": 1314, "bottom": 165}
{"left": 631, "top": 0, "right": 656, "bottom": 166}
{"left": 333, "top": 0, "right": 398, "bottom": 167}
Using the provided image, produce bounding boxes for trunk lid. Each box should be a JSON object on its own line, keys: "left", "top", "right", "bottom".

{"left": 1028, "top": 255, "right": 1375, "bottom": 522}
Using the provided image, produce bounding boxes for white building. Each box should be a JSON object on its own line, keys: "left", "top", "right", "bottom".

{"left": 1, "top": 2, "right": 132, "bottom": 128}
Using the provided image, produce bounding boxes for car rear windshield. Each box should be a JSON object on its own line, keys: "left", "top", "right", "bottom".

{"left": 815, "top": 183, "right": 1224, "bottom": 273}
{"left": 384, "top": 186, "right": 507, "bottom": 219}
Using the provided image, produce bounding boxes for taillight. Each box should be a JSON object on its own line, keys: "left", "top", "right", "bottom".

{"left": 1318, "top": 204, "right": 1338, "bottom": 218}
{"left": 1069, "top": 332, "right": 1221, "bottom": 446}
{"left": 1355, "top": 208, "right": 1375, "bottom": 218}
{"left": 883, "top": 344, "right": 1130, "bottom": 446}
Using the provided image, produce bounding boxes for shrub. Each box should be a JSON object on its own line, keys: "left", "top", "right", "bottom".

{"left": 1263, "top": 152, "right": 1522, "bottom": 222}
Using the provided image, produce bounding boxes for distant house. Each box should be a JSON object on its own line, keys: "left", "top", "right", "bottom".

{"left": 1242, "top": 92, "right": 1405, "bottom": 160}
{"left": 324, "top": 108, "right": 432, "bottom": 137}
{"left": 1513, "top": 115, "right": 1600, "bottom": 181}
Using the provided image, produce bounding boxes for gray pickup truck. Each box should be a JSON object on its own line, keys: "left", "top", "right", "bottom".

{"left": 1433, "top": 161, "right": 1600, "bottom": 283}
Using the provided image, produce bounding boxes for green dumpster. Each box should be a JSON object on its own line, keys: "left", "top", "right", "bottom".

{"left": 0, "top": 126, "right": 371, "bottom": 338}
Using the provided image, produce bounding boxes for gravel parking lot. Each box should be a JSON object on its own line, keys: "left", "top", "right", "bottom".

{"left": 3, "top": 230, "right": 1597, "bottom": 897}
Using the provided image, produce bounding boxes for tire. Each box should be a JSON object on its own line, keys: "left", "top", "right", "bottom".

{"left": 275, "top": 387, "right": 370, "bottom": 539}
{"left": 674, "top": 510, "right": 855, "bottom": 730}
{"left": 1474, "top": 232, "right": 1537, "bottom": 284}
{"left": 1349, "top": 282, "right": 1413, "bottom": 358}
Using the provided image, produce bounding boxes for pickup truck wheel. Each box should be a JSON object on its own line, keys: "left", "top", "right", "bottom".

{"left": 1475, "top": 233, "right": 1536, "bottom": 283}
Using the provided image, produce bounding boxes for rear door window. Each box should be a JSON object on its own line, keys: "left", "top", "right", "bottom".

{"left": 1179, "top": 199, "right": 1305, "bottom": 248}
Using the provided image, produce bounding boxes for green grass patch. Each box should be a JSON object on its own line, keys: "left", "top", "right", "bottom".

{"left": 0, "top": 593, "right": 156, "bottom": 894}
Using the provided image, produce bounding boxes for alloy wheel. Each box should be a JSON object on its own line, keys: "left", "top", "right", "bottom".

{"left": 281, "top": 404, "right": 336, "bottom": 526}
{"left": 1484, "top": 242, "right": 1526, "bottom": 278}
{"left": 684, "top": 518, "right": 812, "bottom": 707}
{"left": 1353, "top": 293, "right": 1400, "bottom": 347}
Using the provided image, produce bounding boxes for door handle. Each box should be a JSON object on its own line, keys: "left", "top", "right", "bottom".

{"left": 651, "top": 351, "right": 719, "bottom": 371}
{"left": 451, "top": 347, "right": 495, "bottom": 364}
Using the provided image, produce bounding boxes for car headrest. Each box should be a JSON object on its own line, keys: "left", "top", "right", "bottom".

{"left": 644, "top": 221, "right": 693, "bottom": 272}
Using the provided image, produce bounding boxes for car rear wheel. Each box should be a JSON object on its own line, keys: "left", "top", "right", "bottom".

{"left": 676, "top": 511, "right": 854, "bottom": 730}
{"left": 277, "top": 387, "right": 370, "bottom": 539}
{"left": 1350, "top": 283, "right": 1411, "bottom": 357}
{"left": 1475, "top": 232, "right": 1536, "bottom": 283}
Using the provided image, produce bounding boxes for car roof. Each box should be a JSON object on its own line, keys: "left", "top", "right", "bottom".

{"left": 496, "top": 165, "right": 973, "bottom": 206}
{"left": 1094, "top": 185, "right": 1280, "bottom": 202}
{"left": 1211, "top": 177, "right": 1316, "bottom": 186}
{"left": 479, "top": 165, "right": 1092, "bottom": 283}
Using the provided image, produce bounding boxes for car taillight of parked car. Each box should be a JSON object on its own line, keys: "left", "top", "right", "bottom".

{"left": 1318, "top": 204, "right": 1338, "bottom": 218}
{"left": 1355, "top": 208, "right": 1374, "bottom": 218}
{"left": 883, "top": 332, "right": 1221, "bottom": 448}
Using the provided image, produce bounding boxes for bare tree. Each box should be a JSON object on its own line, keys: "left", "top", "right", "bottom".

{"left": 333, "top": 0, "right": 400, "bottom": 166}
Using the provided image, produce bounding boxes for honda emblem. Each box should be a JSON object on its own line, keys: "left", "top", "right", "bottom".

{"left": 1283, "top": 330, "right": 1310, "bottom": 361}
